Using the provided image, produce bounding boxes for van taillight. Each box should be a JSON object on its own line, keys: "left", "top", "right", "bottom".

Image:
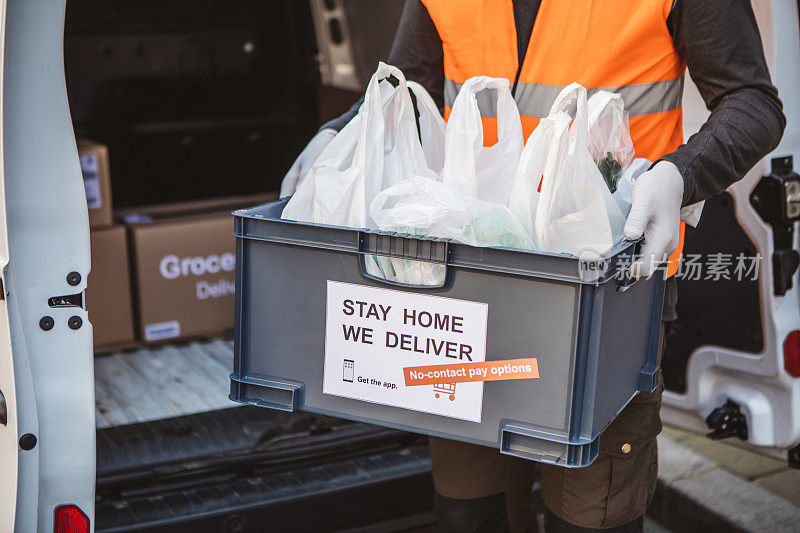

{"left": 784, "top": 330, "right": 800, "bottom": 377}
{"left": 54, "top": 505, "right": 89, "bottom": 533}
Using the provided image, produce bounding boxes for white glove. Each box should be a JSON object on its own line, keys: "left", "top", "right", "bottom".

{"left": 280, "top": 128, "right": 337, "bottom": 197}
{"left": 624, "top": 161, "right": 684, "bottom": 278}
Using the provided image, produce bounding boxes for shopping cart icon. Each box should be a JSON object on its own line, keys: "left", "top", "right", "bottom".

{"left": 433, "top": 383, "right": 456, "bottom": 401}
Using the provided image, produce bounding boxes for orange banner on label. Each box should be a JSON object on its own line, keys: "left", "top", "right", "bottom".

{"left": 403, "top": 359, "right": 539, "bottom": 386}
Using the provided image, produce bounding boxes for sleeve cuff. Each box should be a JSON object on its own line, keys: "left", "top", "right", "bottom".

{"left": 319, "top": 97, "right": 364, "bottom": 134}
{"left": 319, "top": 116, "right": 349, "bottom": 134}
{"left": 656, "top": 152, "right": 698, "bottom": 207}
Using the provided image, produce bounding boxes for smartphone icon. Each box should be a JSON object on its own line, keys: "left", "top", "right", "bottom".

{"left": 343, "top": 359, "right": 355, "bottom": 382}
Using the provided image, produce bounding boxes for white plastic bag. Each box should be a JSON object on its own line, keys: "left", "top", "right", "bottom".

{"left": 408, "top": 80, "right": 446, "bottom": 175}
{"left": 586, "top": 90, "right": 706, "bottom": 231}
{"left": 509, "top": 110, "right": 568, "bottom": 244}
{"left": 282, "top": 62, "right": 436, "bottom": 228}
{"left": 588, "top": 91, "right": 635, "bottom": 194}
{"left": 367, "top": 176, "right": 534, "bottom": 284}
{"left": 371, "top": 176, "right": 534, "bottom": 250}
{"left": 588, "top": 90, "right": 707, "bottom": 228}
{"left": 442, "top": 76, "right": 524, "bottom": 206}
{"left": 510, "top": 83, "right": 626, "bottom": 256}
{"left": 611, "top": 158, "right": 650, "bottom": 217}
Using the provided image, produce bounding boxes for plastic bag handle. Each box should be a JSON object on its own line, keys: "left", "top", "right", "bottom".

{"left": 358, "top": 62, "right": 433, "bottom": 228}
{"left": 442, "top": 76, "right": 523, "bottom": 196}
{"left": 362, "top": 62, "right": 417, "bottom": 145}
{"left": 455, "top": 77, "right": 523, "bottom": 147}
{"left": 587, "top": 90, "right": 624, "bottom": 125}
{"left": 408, "top": 80, "right": 447, "bottom": 172}
{"left": 408, "top": 81, "right": 445, "bottom": 128}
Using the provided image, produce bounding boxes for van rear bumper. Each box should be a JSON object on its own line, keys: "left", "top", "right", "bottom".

{"left": 95, "top": 407, "right": 433, "bottom": 532}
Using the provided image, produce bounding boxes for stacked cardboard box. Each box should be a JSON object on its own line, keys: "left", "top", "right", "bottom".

{"left": 118, "top": 193, "right": 276, "bottom": 344}
{"left": 86, "top": 225, "right": 136, "bottom": 351}
{"left": 79, "top": 140, "right": 114, "bottom": 229}
{"left": 79, "top": 137, "right": 275, "bottom": 349}
{"left": 79, "top": 140, "right": 137, "bottom": 352}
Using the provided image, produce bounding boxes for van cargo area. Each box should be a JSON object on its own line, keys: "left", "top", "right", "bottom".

{"left": 94, "top": 341, "right": 432, "bottom": 532}
{"left": 63, "top": 0, "right": 424, "bottom": 530}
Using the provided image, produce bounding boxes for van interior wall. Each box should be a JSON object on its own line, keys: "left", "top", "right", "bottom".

{"left": 64, "top": 0, "right": 321, "bottom": 209}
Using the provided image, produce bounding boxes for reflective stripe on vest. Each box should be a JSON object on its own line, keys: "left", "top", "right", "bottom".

{"left": 445, "top": 77, "right": 685, "bottom": 119}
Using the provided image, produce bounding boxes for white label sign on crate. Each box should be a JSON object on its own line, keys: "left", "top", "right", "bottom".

{"left": 324, "top": 280, "right": 489, "bottom": 422}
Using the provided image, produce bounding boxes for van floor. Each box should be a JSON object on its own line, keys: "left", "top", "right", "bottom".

{"left": 94, "top": 337, "right": 237, "bottom": 428}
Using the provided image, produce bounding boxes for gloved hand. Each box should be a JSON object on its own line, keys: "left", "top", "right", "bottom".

{"left": 623, "top": 160, "right": 684, "bottom": 278}
{"left": 280, "top": 128, "right": 337, "bottom": 197}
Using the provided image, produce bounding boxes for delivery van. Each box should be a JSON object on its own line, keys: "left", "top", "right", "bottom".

{"left": 0, "top": 0, "right": 798, "bottom": 531}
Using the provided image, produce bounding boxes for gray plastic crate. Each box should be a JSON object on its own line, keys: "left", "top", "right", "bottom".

{"left": 230, "top": 199, "right": 665, "bottom": 467}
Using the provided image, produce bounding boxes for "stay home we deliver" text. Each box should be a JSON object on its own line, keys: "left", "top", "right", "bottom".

{"left": 340, "top": 298, "right": 475, "bottom": 361}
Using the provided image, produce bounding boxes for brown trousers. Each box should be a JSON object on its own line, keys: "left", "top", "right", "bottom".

{"left": 429, "top": 325, "right": 666, "bottom": 531}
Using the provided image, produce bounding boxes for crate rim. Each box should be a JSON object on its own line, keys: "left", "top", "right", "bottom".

{"left": 233, "top": 198, "right": 643, "bottom": 287}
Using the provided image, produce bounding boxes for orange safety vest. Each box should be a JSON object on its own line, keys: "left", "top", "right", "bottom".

{"left": 422, "top": 0, "right": 686, "bottom": 276}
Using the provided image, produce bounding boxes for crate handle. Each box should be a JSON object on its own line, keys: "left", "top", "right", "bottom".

{"left": 616, "top": 239, "right": 641, "bottom": 293}
{"left": 357, "top": 230, "right": 451, "bottom": 289}
{"left": 358, "top": 230, "right": 450, "bottom": 262}
{"left": 616, "top": 269, "right": 638, "bottom": 292}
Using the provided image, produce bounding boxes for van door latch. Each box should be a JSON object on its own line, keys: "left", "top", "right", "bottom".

{"left": 788, "top": 442, "right": 800, "bottom": 469}
{"left": 750, "top": 156, "right": 800, "bottom": 295}
{"left": 48, "top": 293, "right": 83, "bottom": 308}
{"left": 705, "top": 399, "right": 748, "bottom": 441}
{"left": 0, "top": 389, "right": 6, "bottom": 426}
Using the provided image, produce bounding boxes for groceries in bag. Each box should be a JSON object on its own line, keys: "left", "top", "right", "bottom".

{"left": 281, "top": 62, "right": 438, "bottom": 229}
{"left": 510, "top": 83, "right": 641, "bottom": 256}
{"left": 371, "top": 176, "right": 534, "bottom": 248}
{"left": 588, "top": 91, "right": 636, "bottom": 194}
{"left": 364, "top": 76, "right": 529, "bottom": 284}
{"left": 281, "top": 64, "right": 659, "bottom": 271}
{"left": 367, "top": 176, "right": 534, "bottom": 285}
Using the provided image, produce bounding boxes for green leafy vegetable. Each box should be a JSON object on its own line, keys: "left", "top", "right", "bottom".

{"left": 597, "top": 152, "right": 623, "bottom": 193}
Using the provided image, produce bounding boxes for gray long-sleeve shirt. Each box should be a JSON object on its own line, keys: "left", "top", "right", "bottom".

{"left": 322, "top": 0, "right": 786, "bottom": 207}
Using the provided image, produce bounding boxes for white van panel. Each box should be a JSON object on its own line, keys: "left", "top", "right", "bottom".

{"left": 662, "top": 0, "right": 800, "bottom": 455}
{"left": 4, "top": 0, "right": 94, "bottom": 529}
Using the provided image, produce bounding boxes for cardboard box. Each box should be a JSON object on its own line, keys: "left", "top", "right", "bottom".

{"left": 115, "top": 192, "right": 277, "bottom": 223}
{"left": 126, "top": 194, "right": 276, "bottom": 343}
{"left": 78, "top": 139, "right": 114, "bottom": 228}
{"left": 86, "top": 225, "right": 136, "bottom": 350}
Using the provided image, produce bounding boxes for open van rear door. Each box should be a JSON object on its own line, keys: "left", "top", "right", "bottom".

{"left": 0, "top": 0, "right": 17, "bottom": 525}
{"left": 1, "top": 0, "right": 94, "bottom": 531}
{"left": 662, "top": 0, "right": 800, "bottom": 462}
